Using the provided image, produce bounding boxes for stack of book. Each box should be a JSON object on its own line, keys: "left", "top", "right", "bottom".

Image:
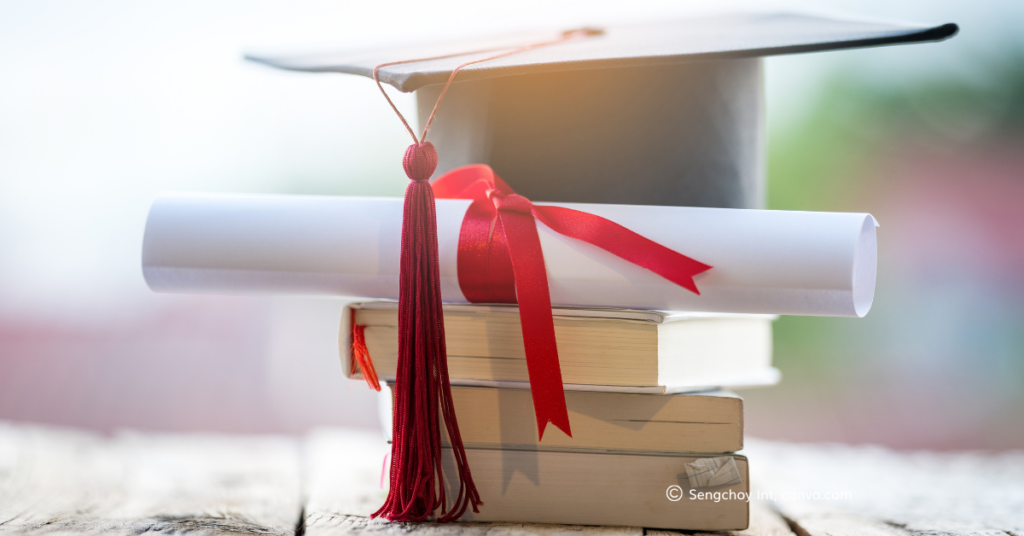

{"left": 343, "top": 301, "right": 777, "bottom": 530}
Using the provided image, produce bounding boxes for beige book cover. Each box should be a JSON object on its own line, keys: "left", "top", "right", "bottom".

{"left": 437, "top": 385, "right": 743, "bottom": 454}
{"left": 440, "top": 447, "right": 750, "bottom": 530}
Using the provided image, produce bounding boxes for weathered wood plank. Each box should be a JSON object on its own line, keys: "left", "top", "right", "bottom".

{"left": 746, "top": 439, "right": 1024, "bottom": 536}
{"left": 743, "top": 501, "right": 801, "bottom": 536}
{"left": 647, "top": 500, "right": 795, "bottom": 536}
{"left": 300, "top": 429, "right": 642, "bottom": 536}
{"left": 0, "top": 422, "right": 301, "bottom": 535}
{"left": 4, "top": 422, "right": 1022, "bottom": 536}
{"left": 306, "top": 515, "right": 643, "bottom": 536}
{"left": 302, "top": 428, "right": 390, "bottom": 521}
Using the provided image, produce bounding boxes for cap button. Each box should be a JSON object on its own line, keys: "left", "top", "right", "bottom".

{"left": 403, "top": 142, "right": 438, "bottom": 182}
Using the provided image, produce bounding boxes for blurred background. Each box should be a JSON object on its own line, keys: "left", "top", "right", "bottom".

{"left": 1, "top": 0, "right": 1021, "bottom": 449}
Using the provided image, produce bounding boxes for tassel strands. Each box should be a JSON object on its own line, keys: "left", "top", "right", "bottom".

{"left": 373, "top": 142, "right": 481, "bottom": 522}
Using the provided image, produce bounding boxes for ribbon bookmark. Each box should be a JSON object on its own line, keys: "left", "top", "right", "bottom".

{"left": 433, "top": 165, "right": 712, "bottom": 440}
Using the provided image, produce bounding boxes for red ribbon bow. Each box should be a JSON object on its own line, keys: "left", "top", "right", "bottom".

{"left": 432, "top": 165, "right": 712, "bottom": 440}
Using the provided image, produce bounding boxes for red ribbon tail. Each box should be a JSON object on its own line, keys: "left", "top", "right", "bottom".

{"left": 534, "top": 206, "right": 712, "bottom": 294}
{"left": 498, "top": 209, "right": 572, "bottom": 441}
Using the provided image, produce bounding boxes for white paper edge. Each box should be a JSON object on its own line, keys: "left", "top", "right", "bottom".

{"left": 852, "top": 214, "right": 879, "bottom": 318}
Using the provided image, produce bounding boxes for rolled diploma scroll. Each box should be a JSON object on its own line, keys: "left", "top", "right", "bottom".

{"left": 142, "top": 193, "right": 877, "bottom": 317}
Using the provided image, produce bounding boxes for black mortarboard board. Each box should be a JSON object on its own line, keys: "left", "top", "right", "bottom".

{"left": 247, "top": 12, "right": 957, "bottom": 208}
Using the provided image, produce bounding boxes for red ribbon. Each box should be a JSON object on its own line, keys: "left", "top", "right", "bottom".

{"left": 432, "top": 165, "right": 712, "bottom": 440}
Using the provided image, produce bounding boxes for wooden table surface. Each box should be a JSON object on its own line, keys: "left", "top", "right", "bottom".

{"left": 1, "top": 422, "right": 1021, "bottom": 536}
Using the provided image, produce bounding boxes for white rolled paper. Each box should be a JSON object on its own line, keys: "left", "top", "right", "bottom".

{"left": 142, "top": 193, "right": 877, "bottom": 317}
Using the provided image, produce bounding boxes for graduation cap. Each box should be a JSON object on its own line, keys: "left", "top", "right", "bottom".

{"left": 248, "top": 12, "right": 957, "bottom": 209}
{"left": 244, "top": 11, "right": 955, "bottom": 524}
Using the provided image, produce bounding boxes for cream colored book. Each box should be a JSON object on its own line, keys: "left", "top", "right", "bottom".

{"left": 438, "top": 447, "right": 750, "bottom": 530}
{"left": 436, "top": 386, "right": 743, "bottom": 454}
{"left": 341, "top": 301, "right": 778, "bottom": 393}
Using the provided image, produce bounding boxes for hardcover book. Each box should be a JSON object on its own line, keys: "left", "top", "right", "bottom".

{"left": 342, "top": 301, "right": 778, "bottom": 393}
{"left": 439, "top": 447, "right": 750, "bottom": 530}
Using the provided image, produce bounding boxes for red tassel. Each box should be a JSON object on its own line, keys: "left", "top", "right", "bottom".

{"left": 373, "top": 142, "right": 482, "bottom": 522}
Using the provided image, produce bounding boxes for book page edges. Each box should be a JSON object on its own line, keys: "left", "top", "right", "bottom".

{"left": 350, "top": 300, "right": 777, "bottom": 323}
{"left": 341, "top": 301, "right": 781, "bottom": 389}
{"left": 352, "top": 369, "right": 780, "bottom": 394}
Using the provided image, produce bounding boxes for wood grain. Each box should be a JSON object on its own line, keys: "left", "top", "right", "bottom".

{"left": 304, "top": 515, "right": 642, "bottom": 536}
{"left": 746, "top": 439, "right": 1024, "bottom": 536}
{"left": 647, "top": 501, "right": 796, "bottom": 536}
{"left": 0, "top": 422, "right": 301, "bottom": 535}
{"left": 2, "top": 422, "right": 1022, "bottom": 536}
